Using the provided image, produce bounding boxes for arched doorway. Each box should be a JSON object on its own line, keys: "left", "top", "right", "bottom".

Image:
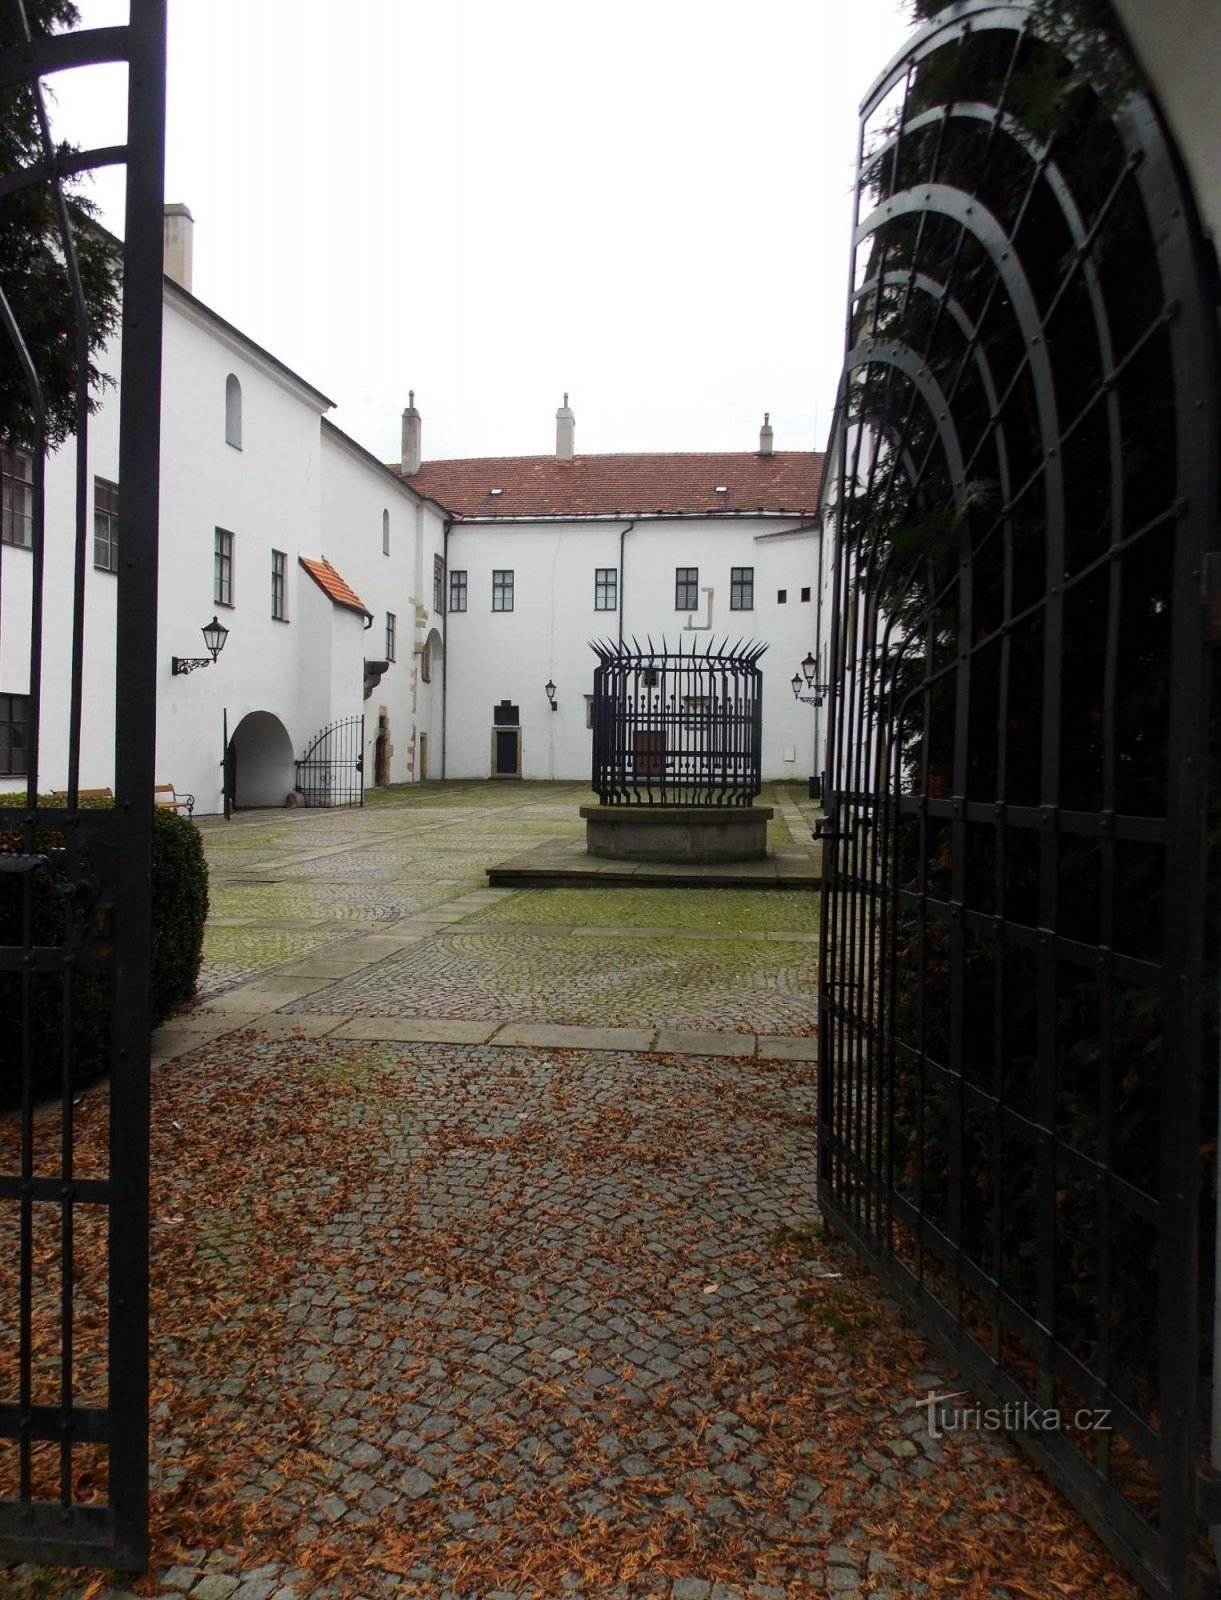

{"left": 226, "top": 711, "right": 295, "bottom": 809}
{"left": 420, "top": 627, "right": 443, "bottom": 781}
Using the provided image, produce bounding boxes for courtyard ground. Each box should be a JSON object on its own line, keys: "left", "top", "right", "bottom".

{"left": 3, "top": 783, "right": 1140, "bottom": 1599}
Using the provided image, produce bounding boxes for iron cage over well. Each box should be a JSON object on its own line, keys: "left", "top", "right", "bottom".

{"left": 590, "top": 637, "right": 765, "bottom": 806}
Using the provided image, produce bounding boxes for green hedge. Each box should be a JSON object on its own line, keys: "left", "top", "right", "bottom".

{"left": 0, "top": 799, "right": 209, "bottom": 1106}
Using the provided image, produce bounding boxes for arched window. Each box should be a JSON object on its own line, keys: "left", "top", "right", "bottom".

{"left": 382, "top": 508, "right": 390, "bottom": 555}
{"left": 225, "top": 374, "right": 242, "bottom": 449}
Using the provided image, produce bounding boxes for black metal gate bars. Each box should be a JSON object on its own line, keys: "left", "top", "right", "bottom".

{"left": 295, "top": 715, "right": 365, "bottom": 807}
{"left": 590, "top": 636, "right": 765, "bottom": 805}
{"left": 0, "top": 2, "right": 166, "bottom": 1570}
{"left": 817, "top": 5, "right": 1219, "bottom": 1596}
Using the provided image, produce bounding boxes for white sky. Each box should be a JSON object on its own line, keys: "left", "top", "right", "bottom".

{"left": 53, "top": 0, "right": 914, "bottom": 463}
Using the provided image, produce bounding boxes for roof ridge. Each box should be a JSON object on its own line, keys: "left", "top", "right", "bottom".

{"left": 409, "top": 449, "right": 822, "bottom": 467}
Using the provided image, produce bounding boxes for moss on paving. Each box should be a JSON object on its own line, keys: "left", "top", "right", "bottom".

{"left": 464, "top": 885, "right": 819, "bottom": 934}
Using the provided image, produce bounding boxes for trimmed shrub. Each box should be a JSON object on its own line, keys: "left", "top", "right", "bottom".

{"left": 0, "top": 798, "right": 209, "bottom": 1105}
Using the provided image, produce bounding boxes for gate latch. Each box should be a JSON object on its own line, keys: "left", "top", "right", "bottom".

{"left": 0, "top": 853, "right": 50, "bottom": 875}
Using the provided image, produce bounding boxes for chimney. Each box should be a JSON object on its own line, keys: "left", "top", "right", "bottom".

{"left": 759, "top": 411, "right": 774, "bottom": 456}
{"left": 163, "top": 202, "right": 194, "bottom": 293}
{"left": 401, "top": 390, "right": 421, "bottom": 475}
{"left": 556, "top": 392, "right": 575, "bottom": 462}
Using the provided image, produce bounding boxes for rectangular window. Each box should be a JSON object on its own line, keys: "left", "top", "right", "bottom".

{"left": 594, "top": 567, "right": 617, "bottom": 611}
{"left": 386, "top": 611, "right": 396, "bottom": 661}
{"left": 675, "top": 567, "right": 699, "bottom": 611}
{"left": 450, "top": 569, "right": 468, "bottom": 612}
{"left": 1, "top": 448, "right": 33, "bottom": 548}
{"left": 433, "top": 553, "right": 445, "bottom": 613}
{"left": 93, "top": 476, "right": 119, "bottom": 572}
{"left": 0, "top": 693, "right": 30, "bottom": 776}
{"left": 585, "top": 693, "right": 594, "bottom": 729}
{"left": 492, "top": 569, "right": 514, "bottom": 612}
{"left": 801, "top": 585, "right": 811, "bottom": 602}
{"left": 271, "top": 549, "right": 287, "bottom": 620}
{"left": 777, "top": 588, "right": 787, "bottom": 604}
{"left": 214, "top": 527, "right": 234, "bottom": 606}
{"left": 730, "top": 566, "right": 754, "bottom": 610}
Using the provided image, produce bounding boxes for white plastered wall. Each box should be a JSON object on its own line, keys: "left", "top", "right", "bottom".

{"left": 443, "top": 516, "right": 822, "bottom": 782}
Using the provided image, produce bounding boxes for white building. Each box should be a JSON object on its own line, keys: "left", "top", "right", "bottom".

{"left": 403, "top": 401, "right": 825, "bottom": 785}
{"left": 0, "top": 208, "right": 823, "bottom": 811}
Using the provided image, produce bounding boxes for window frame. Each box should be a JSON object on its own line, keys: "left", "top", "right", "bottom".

{"left": 0, "top": 692, "right": 30, "bottom": 776}
{"left": 1, "top": 447, "right": 33, "bottom": 549}
{"left": 386, "top": 611, "right": 397, "bottom": 662}
{"left": 449, "top": 569, "right": 468, "bottom": 613}
{"left": 433, "top": 553, "right": 445, "bottom": 613}
{"left": 594, "top": 567, "right": 617, "bottom": 612}
{"left": 730, "top": 566, "right": 754, "bottom": 611}
{"left": 225, "top": 373, "right": 242, "bottom": 450}
{"left": 214, "top": 527, "right": 235, "bottom": 607}
{"left": 93, "top": 476, "right": 120, "bottom": 573}
{"left": 492, "top": 569, "right": 514, "bottom": 612}
{"left": 675, "top": 566, "right": 699, "bottom": 611}
{"left": 271, "top": 548, "right": 288, "bottom": 621}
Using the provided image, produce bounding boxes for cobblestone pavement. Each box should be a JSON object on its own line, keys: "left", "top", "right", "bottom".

{"left": 3, "top": 1036, "right": 1138, "bottom": 1600}
{"left": 193, "top": 785, "right": 814, "bottom": 1037}
{"left": 2, "top": 785, "right": 1141, "bottom": 1599}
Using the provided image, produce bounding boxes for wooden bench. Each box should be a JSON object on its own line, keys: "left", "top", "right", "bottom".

{"left": 155, "top": 784, "right": 194, "bottom": 818}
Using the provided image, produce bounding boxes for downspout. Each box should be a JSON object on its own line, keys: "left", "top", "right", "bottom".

{"left": 618, "top": 519, "right": 635, "bottom": 644}
{"left": 441, "top": 518, "right": 450, "bottom": 778}
{"left": 813, "top": 507, "right": 827, "bottom": 796}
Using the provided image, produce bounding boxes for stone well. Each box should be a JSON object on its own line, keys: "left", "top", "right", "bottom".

{"left": 579, "top": 805, "right": 774, "bottom": 864}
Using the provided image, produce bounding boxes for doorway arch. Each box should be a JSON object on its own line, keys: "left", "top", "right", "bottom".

{"left": 226, "top": 710, "right": 295, "bottom": 809}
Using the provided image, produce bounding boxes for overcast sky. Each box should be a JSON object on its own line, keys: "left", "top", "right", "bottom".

{"left": 56, "top": 0, "right": 914, "bottom": 464}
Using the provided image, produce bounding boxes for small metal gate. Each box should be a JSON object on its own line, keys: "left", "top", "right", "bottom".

{"left": 295, "top": 715, "right": 364, "bottom": 807}
{"left": 590, "top": 636, "right": 765, "bottom": 805}
{"left": 818, "top": 5, "right": 1219, "bottom": 1596}
{"left": 0, "top": 3, "right": 166, "bottom": 1567}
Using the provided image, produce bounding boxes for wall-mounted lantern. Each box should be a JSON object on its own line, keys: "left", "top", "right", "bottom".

{"left": 544, "top": 679, "right": 558, "bottom": 712}
{"left": 172, "top": 615, "right": 230, "bottom": 676}
{"left": 792, "top": 650, "right": 829, "bottom": 707}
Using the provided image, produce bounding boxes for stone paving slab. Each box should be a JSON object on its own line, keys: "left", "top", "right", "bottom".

{"left": 331, "top": 1015, "right": 502, "bottom": 1044}
{"left": 238, "top": 1013, "right": 348, "bottom": 1038}
{"left": 654, "top": 1029, "right": 757, "bottom": 1057}
{"left": 757, "top": 1035, "right": 821, "bottom": 1063}
{"left": 493, "top": 1021, "right": 658, "bottom": 1051}
{"left": 198, "top": 977, "right": 334, "bottom": 1011}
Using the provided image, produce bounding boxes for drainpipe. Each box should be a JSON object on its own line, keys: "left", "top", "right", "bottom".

{"left": 441, "top": 518, "right": 450, "bottom": 778}
{"left": 618, "top": 520, "right": 635, "bottom": 644}
{"left": 813, "top": 507, "right": 827, "bottom": 797}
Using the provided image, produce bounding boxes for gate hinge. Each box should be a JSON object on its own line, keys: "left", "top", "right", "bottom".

{"left": 1205, "top": 552, "right": 1221, "bottom": 642}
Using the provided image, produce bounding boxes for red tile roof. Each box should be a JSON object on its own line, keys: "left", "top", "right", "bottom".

{"left": 299, "top": 556, "right": 372, "bottom": 618}
{"left": 397, "top": 452, "right": 824, "bottom": 520}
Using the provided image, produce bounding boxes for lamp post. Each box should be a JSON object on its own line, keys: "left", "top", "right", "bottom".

{"left": 172, "top": 615, "right": 230, "bottom": 675}
{"left": 544, "top": 679, "right": 558, "bottom": 712}
{"left": 792, "top": 651, "right": 830, "bottom": 802}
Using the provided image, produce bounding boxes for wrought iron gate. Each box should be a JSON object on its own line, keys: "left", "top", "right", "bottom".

{"left": 295, "top": 715, "right": 364, "bottom": 807}
{"left": 817, "top": 5, "right": 1219, "bottom": 1596}
{"left": 0, "top": 2, "right": 166, "bottom": 1569}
